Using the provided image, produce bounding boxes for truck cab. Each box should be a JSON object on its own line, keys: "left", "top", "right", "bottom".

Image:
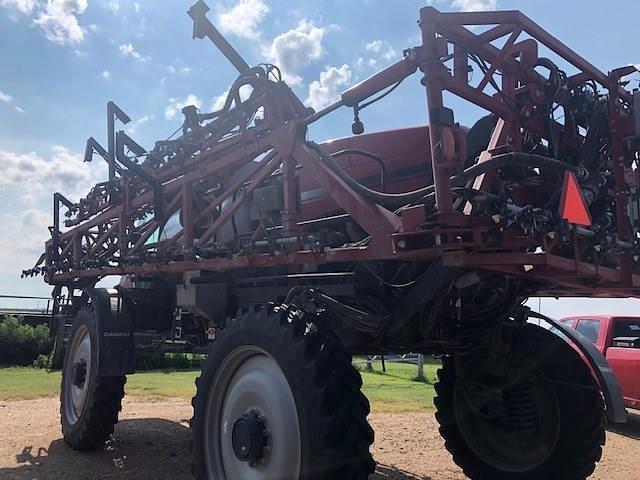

{"left": 560, "top": 315, "right": 640, "bottom": 409}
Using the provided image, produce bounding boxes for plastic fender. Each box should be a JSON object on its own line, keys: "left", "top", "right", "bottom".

{"left": 84, "top": 287, "right": 136, "bottom": 376}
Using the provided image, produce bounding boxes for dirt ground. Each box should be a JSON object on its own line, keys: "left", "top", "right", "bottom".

{"left": 0, "top": 397, "right": 638, "bottom": 480}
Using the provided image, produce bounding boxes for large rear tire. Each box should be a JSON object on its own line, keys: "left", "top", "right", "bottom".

{"left": 434, "top": 324, "right": 605, "bottom": 480}
{"left": 191, "top": 305, "right": 375, "bottom": 479}
{"left": 60, "top": 306, "right": 126, "bottom": 450}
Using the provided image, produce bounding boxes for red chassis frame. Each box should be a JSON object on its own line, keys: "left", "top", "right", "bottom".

{"left": 32, "top": 6, "right": 640, "bottom": 298}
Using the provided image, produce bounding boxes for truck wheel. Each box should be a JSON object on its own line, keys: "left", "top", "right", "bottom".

{"left": 434, "top": 324, "right": 605, "bottom": 480}
{"left": 191, "top": 305, "right": 375, "bottom": 479}
{"left": 60, "top": 306, "right": 126, "bottom": 450}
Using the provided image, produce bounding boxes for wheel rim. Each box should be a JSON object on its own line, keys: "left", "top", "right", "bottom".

{"left": 204, "top": 346, "right": 301, "bottom": 479}
{"left": 453, "top": 358, "right": 561, "bottom": 473}
{"left": 63, "top": 324, "right": 92, "bottom": 425}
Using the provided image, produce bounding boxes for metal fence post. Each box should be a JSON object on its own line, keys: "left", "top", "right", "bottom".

{"left": 417, "top": 353, "right": 425, "bottom": 381}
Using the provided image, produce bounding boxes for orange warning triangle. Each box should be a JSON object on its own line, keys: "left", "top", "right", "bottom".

{"left": 559, "top": 171, "right": 591, "bottom": 226}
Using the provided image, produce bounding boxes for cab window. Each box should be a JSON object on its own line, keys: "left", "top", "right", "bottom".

{"left": 613, "top": 319, "right": 640, "bottom": 338}
{"left": 575, "top": 319, "right": 601, "bottom": 344}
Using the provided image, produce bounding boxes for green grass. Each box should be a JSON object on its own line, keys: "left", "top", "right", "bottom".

{"left": 0, "top": 368, "right": 200, "bottom": 401}
{"left": 356, "top": 358, "right": 439, "bottom": 412}
{"left": 126, "top": 370, "right": 198, "bottom": 398}
{"left": 0, "top": 367, "right": 61, "bottom": 400}
{"left": 0, "top": 358, "right": 439, "bottom": 412}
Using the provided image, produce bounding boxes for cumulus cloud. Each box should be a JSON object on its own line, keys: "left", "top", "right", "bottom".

{"left": 20, "top": 209, "right": 51, "bottom": 235}
{"left": 35, "top": 0, "right": 88, "bottom": 46}
{"left": 211, "top": 90, "right": 230, "bottom": 112}
{"left": 0, "top": 146, "right": 108, "bottom": 272}
{"left": 0, "top": 207, "right": 51, "bottom": 272}
{"left": 365, "top": 40, "right": 397, "bottom": 61}
{"left": 1, "top": 0, "right": 91, "bottom": 46}
{"left": 126, "top": 114, "right": 152, "bottom": 135}
{"left": 100, "top": 70, "right": 111, "bottom": 79}
{"left": 119, "top": 42, "right": 148, "bottom": 61}
{"left": 354, "top": 57, "right": 377, "bottom": 70}
{"left": 0, "top": 146, "right": 106, "bottom": 201}
{"left": 167, "top": 65, "right": 191, "bottom": 75}
{"left": 165, "top": 94, "right": 201, "bottom": 120}
{"left": 104, "top": 0, "right": 119, "bottom": 13}
{"left": 119, "top": 43, "right": 137, "bottom": 57}
{"left": 306, "top": 64, "right": 351, "bottom": 111}
{"left": 0, "top": 89, "right": 25, "bottom": 113}
{"left": 266, "top": 20, "right": 325, "bottom": 85}
{"left": 0, "top": 0, "right": 35, "bottom": 14}
{"left": 217, "top": 0, "right": 269, "bottom": 40}
{"left": 0, "top": 90, "right": 13, "bottom": 103}
{"left": 210, "top": 84, "right": 253, "bottom": 111}
{"left": 451, "top": 0, "right": 497, "bottom": 11}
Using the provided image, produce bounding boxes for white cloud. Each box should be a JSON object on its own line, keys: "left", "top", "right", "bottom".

{"left": 365, "top": 40, "right": 384, "bottom": 53}
{"left": 267, "top": 20, "right": 325, "bottom": 85}
{"left": 0, "top": 90, "right": 13, "bottom": 103}
{"left": 1, "top": 0, "right": 89, "bottom": 46}
{"left": 0, "top": 146, "right": 106, "bottom": 201}
{"left": 104, "top": 0, "right": 119, "bottom": 13}
{"left": 167, "top": 65, "right": 191, "bottom": 75}
{"left": 451, "top": 0, "right": 497, "bottom": 11}
{"left": 306, "top": 64, "right": 351, "bottom": 111}
{"left": 35, "top": 0, "right": 88, "bottom": 46}
{"left": 0, "top": 89, "right": 25, "bottom": 113}
{"left": 21, "top": 208, "right": 50, "bottom": 231}
{"left": 100, "top": 70, "right": 111, "bottom": 79}
{"left": 119, "top": 42, "right": 148, "bottom": 61}
{"left": 0, "top": 0, "right": 35, "bottom": 14}
{"left": 126, "top": 114, "right": 152, "bottom": 135}
{"left": 365, "top": 40, "right": 397, "bottom": 61}
{"left": 217, "top": 0, "right": 269, "bottom": 40}
{"left": 165, "top": 94, "right": 201, "bottom": 120}
{"left": 211, "top": 90, "right": 230, "bottom": 112}
{"left": 211, "top": 85, "right": 253, "bottom": 111}
{"left": 354, "top": 57, "right": 377, "bottom": 70}
{"left": 0, "top": 207, "right": 51, "bottom": 272}
{"left": 0, "top": 146, "right": 107, "bottom": 273}
{"left": 133, "top": 2, "right": 140, "bottom": 13}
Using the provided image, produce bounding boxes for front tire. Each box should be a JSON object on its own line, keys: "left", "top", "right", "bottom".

{"left": 60, "top": 306, "right": 126, "bottom": 450}
{"left": 191, "top": 305, "right": 375, "bottom": 479}
{"left": 434, "top": 324, "right": 605, "bottom": 480}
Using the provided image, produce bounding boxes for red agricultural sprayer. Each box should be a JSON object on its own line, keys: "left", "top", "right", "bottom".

{"left": 24, "top": 2, "right": 640, "bottom": 478}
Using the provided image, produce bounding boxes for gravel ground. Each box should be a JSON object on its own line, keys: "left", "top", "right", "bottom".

{"left": 0, "top": 397, "right": 638, "bottom": 479}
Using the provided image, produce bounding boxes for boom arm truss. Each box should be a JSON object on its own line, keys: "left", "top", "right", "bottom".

{"left": 25, "top": 3, "right": 640, "bottom": 298}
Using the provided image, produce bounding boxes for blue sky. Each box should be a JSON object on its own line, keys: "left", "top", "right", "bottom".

{"left": 1, "top": 0, "right": 640, "bottom": 316}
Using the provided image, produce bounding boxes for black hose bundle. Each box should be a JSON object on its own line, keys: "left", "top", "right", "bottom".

{"left": 306, "top": 141, "right": 586, "bottom": 209}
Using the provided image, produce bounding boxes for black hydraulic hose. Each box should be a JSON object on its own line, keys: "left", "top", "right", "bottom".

{"left": 331, "top": 148, "right": 387, "bottom": 192}
{"left": 201, "top": 72, "right": 272, "bottom": 122}
{"left": 307, "top": 141, "right": 586, "bottom": 209}
{"left": 307, "top": 141, "right": 430, "bottom": 208}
